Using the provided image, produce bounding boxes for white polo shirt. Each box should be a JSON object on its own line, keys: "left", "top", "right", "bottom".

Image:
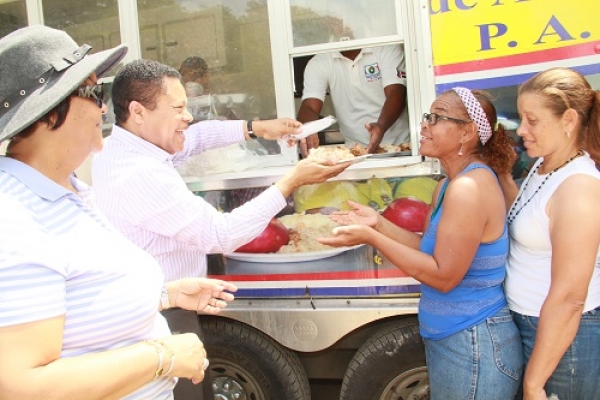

{"left": 302, "top": 45, "right": 410, "bottom": 145}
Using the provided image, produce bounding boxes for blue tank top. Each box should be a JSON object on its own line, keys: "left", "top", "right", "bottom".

{"left": 418, "top": 163, "right": 507, "bottom": 340}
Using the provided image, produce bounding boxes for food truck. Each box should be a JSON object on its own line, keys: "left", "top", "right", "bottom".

{"left": 3, "top": 0, "right": 598, "bottom": 399}
{"left": 177, "top": 2, "right": 600, "bottom": 400}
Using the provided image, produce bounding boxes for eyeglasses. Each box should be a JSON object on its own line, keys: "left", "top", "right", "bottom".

{"left": 76, "top": 84, "right": 105, "bottom": 108}
{"left": 422, "top": 113, "right": 471, "bottom": 125}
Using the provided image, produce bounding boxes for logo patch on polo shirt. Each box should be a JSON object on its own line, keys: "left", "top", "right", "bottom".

{"left": 397, "top": 68, "right": 407, "bottom": 79}
{"left": 364, "top": 63, "right": 381, "bottom": 82}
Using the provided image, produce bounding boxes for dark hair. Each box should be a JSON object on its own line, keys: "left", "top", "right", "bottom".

{"left": 447, "top": 89, "right": 515, "bottom": 174}
{"left": 179, "top": 56, "right": 208, "bottom": 84}
{"left": 112, "top": 59, "right": 181, "bottom": 126}
{"left": 7, "top": 96, "right": 71, "bottom": 147}
{"left": 472, "top": 90, "right": 515, "bottom": 175}
{"left": 519, "top": 67, "right": 600, "bottom": 164}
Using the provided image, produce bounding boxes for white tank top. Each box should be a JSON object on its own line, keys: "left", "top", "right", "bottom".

{"left": 505, "top": 153, "right": 600, "bottom": 316}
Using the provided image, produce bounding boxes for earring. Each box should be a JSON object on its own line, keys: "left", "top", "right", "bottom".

{"left": 458, "top": 143, "right": 464, "bottom": 156}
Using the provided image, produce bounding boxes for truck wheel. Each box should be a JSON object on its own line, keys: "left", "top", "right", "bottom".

{"left": 199, "top": 316, "right": 310, "bottom": 400}
{"left": 339, "top": 317, "right": 429, "bottom": 400}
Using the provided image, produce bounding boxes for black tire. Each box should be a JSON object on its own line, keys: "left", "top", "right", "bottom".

{"left": 340, "top": 317, "right": 429, "bottom": 400}
{"left": 199, "top": 316, "right": 310, "bottom": 400}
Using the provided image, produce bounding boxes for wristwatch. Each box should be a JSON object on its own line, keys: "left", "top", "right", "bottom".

{"left": 160, "top": 285, "right": 171, "bottom": 310}
{"left": 247, "top": 120, "right": 257, "bottom": 139}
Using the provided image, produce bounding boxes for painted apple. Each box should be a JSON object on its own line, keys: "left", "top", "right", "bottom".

{"left": 381, "top": 197, "right": 429, "bottom": 233}
{"left": 235, "top": 219, "right": 290, "bottom": 253}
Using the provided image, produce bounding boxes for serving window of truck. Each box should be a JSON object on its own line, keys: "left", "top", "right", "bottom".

{"left": 2, "top": 0, "right": 600, "bottom": 399}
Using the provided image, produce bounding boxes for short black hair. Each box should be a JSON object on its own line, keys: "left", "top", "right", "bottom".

{"left": 112, "top": 59, "right": 181, "bottom": 126}
{"left": 179, "top": 56, "right": 208, "bottom": 83}
{"left": 8, "top": 96, "right": 71, "bottom": 146}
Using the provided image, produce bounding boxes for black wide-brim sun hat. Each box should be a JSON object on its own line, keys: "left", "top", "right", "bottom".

{"left": 0, "top": 25, "right": 128, "bottom": 142}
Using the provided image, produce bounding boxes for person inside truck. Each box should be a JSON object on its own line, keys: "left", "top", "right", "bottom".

{"left": 0, "top": 25, "right": 238, "bottom": 399}
{"left": 497, "top": 67, "right": 600, "bottom": 400}
{"left": 319, "top": 87, "right": 523, "bottom": 400}
{"left": 296, "top": 45, "right": 410, "bottom": 156}
{"left": 180, "top": 56, "right": 209, "bottom": 97}
{"left": 91, "top": 58, "right": 350, "bottom": 400}
{"left": 179, "top": 56, "right": 219, "bottom": 122}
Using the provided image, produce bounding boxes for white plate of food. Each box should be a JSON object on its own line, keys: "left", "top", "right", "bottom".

{"left": 291, "top": 116, "right": 337, "bottom": 140}
{"left": 368, "top": 150, "right": 412, "bottom": 158}
{"left": 224, "top": 244, "right": 365, "bottom": 263}
{"left": 336, "top": 154, "right": 369, "bottom": 164}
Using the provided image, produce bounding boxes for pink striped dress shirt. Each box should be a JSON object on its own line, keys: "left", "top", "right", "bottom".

{"left": 92, "top": 121, "right": 287, "bottom": 281}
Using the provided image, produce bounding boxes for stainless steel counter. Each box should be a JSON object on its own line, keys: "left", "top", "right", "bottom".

{"left": 184, "top": 156, "right": 440, "bottom": 192}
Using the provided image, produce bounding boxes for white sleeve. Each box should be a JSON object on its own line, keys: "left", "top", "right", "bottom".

{"left": 116, "top": 166, "right": 288, "bottom": 254}
{"left": 301, "top": 55, "right": 330, "bottom": 102}
{"left": 0, "top": 198, "right": 66, "bottom": 327}
{"left": 172, "top": 120, "right": 245, "bottom": 166}
{"left": 377, "top": 45, "right": 407, "bottom": 88}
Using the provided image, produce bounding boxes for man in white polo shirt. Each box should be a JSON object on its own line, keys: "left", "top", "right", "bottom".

{"left": 297, "top": 45, "right": 409, "bottom": 155}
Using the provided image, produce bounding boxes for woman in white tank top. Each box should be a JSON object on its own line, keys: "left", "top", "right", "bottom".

{"left": 499, "top": 67, "right": 600, "bottom": 400}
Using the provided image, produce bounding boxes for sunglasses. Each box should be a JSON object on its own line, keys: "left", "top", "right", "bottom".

{"left": 422, "top": 112, "right": 470, "bottom": 125}
{"left": 76, "top": 84, "right": 105, "bottom": 108}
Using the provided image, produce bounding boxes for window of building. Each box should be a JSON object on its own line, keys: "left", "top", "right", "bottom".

{"left": 136, "top": 0, "right": 277, "bottom": 121}
{"left": 43, "top": 0, "right": 121, "bottom": 57}
{"left": 0, "top": 0, "right": 27, "bottom": 39}
{"left": 289, "top": 0, "right": 398, "bottom": 47}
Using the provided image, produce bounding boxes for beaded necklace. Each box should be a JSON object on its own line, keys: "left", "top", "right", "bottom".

{"left": 507, "top": 150, "right": 583, "bottom": 225}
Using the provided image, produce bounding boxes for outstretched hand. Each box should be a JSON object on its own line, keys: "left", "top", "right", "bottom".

{"left": 329, "top": 200, "right": 380, "bottom": 227}
{"left": 167, "top": 278, "right": 238, "bottom": 315}
{"left": 275, "top": 158, "right": 351, "bottom": 197}
{"left": 292, "top": 158, "right": 350, "bottom": 186}
{"left": 318, "top": 224, "right": 375, "bottom": 248}
{"left": 256, "top": 118, "right": 302, "bottom": 140}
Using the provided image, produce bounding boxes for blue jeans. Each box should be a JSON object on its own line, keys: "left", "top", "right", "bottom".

{"left": 424, "top": 306, "right": 523, "bottom": 400}
{"left": 512, "top": 305, "right": 600, "bottom": 400}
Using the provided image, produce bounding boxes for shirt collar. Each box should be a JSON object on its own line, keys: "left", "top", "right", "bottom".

{"left": 0, "top": 156, "right": 81, "bottom": 202}
{"left": 109, "top": 124, "right": 173, "bottom": 163}
{"left": 333, "top": 48, "right": 372, "bottom": 61}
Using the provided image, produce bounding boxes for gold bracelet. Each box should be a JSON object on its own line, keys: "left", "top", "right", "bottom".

{"left": 143, "top": 340, "right": 164, "bottom": 380}
{"left": 158, "top": 340, "right": 176, "bottom": 376}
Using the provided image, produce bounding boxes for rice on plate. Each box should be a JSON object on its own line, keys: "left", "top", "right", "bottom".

{"left": 277, "top": 213, "right": 339, "bottom": 253}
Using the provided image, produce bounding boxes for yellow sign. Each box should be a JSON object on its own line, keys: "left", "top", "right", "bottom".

{"left": 429, "top": 0, "right": 600, "bottom": 67}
